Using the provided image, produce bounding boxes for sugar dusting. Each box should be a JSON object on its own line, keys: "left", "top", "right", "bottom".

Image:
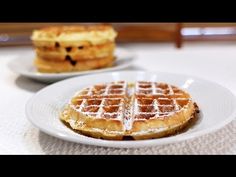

{"left": 68, "top": 81, "right": 193, "bottom": 133}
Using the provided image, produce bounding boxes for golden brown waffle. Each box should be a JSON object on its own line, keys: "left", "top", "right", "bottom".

{"left": 31, "top": 25, "right": 117, "bottom": 73}
{"left": 35, "top": 42, "right": 115, "bottom": 61}
{"left": 31, "top": 25, "right": 117, "bottom": 47}
{"left": 34, "top": 55, "right": 115, "bottom": 73}
{"left": 61, "top": 81, "right": 199, "bottom": 140}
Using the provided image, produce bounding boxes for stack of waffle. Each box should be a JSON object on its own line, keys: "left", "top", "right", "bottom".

{"left": 31, "top": 25, "right": 117, "bottom": 73}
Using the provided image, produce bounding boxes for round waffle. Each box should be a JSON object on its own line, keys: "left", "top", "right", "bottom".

{"left": 31, "top": 25, "right": 117, "bottom": 47}
{"left": 34, "top": 55, "right": 115, "bottom": 73}
{"left": 35, "top": 42, "right": 115, "bottom": 61}
{"left": 61, "top": 81, "right": 199, "bottom": 140}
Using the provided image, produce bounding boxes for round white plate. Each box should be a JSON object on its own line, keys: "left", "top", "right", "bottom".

{"left": 8, "top": 47, "right": 135, "bottom": 83}
{"left": 26, "top": 71, "right": 236, "bottom": 148}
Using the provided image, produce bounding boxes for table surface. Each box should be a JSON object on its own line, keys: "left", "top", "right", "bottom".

{"left": 0, "top": 42, "right": 236, "bottom": 154}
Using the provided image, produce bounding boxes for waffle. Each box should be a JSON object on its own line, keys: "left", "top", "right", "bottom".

{"left": 31, "top": 25, "right": 117, "bottom": 73}
{"left": 61, "top": 81, "right": 199, "bottom": 140}
{"left": 34, "top": 55, "right": 115, "bottom": 73}
{"left": 31, "top": 25, "right": 117, "bottom": 47}
{"left": 35, "top": 42, "right": 115, "bottom": 61}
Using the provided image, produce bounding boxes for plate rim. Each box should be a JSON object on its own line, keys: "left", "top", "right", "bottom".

{"left": 25, "top": 71, "right": 236, "bottom": 148}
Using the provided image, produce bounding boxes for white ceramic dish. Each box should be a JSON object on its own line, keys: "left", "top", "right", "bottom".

{"left": 8, "top": 47, "right": 135, "bottom": 83}
{"left": 25, "top": 71, "right": 236, "bottom": 148}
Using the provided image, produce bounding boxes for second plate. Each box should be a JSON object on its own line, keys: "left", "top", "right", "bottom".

{"left": 8, "top": 47, "right": 136, "bottom": 83}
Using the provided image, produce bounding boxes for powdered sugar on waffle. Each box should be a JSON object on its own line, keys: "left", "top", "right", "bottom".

{"left": 70, "top": 81, "right": 127, "bottom": 121}
{"left": 69, "top": 81, "right": 192, "bottom": 131}
{"left": 133, "top": 81, "right": 192, "bottom": 120}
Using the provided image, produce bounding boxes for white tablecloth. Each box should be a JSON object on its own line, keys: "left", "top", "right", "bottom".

{"left": 0, "top": 43, "right": 235, "bottom": 154}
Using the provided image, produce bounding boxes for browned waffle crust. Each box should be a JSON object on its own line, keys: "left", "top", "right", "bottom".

{"left": 61, "top": 81, "right": 199, "bottom": 140}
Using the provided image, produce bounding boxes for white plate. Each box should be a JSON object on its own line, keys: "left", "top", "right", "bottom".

{"left": 8, "top": 47, "right": 135, "bottom": 83}
{"left": 25, "top": 71, "right": 236, "bottom": 148}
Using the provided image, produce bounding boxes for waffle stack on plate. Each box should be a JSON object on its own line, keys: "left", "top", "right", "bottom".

{"left": 31, "top": 25, "right": 117, "bottom": 73}
{"left": 61, "top": 81, "right": 199, "bottom": 140}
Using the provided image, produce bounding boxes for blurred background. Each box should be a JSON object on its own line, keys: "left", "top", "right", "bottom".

{"left": 1, "top": 23, "right": 236, "bottom": 48}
